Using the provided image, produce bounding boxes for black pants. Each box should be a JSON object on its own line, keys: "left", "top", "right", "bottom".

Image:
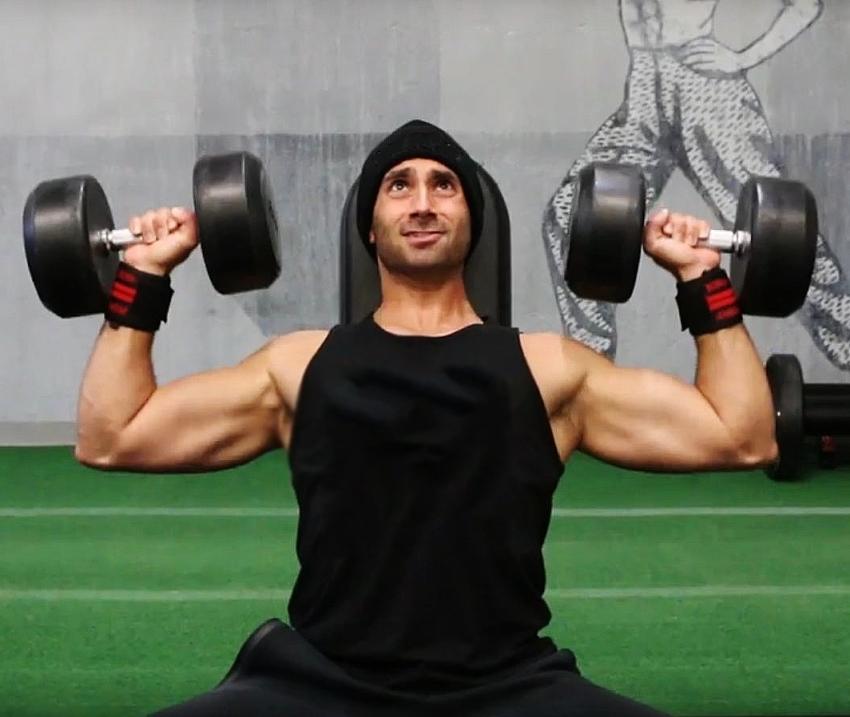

{"left": 152, "top": 619, "right": 669, "bottom": 717}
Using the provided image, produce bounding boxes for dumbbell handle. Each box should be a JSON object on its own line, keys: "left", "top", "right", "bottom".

{"left": 697, "top": 229, "right": 751, "bottom": 257}
{"left": 94, "top": 228, "right": 146, "bottom": 251}
{"left": 804, "top": 383, "right": 850, "bottom": 436}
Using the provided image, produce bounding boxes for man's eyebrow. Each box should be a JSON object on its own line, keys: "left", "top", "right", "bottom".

{"left": 429, "top": 169, "right": 459, "bottom": 183}
{"left": 383, "top": 167, "right": 413, "bottom": 184}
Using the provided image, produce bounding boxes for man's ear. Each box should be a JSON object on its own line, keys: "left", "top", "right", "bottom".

{"left": 369, "top": 229, "right": 376, "bottom": 245}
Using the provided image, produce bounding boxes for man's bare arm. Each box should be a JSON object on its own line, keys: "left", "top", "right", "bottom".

{"left": 74, "top": 204, "right": 325, "bottom": 473}
{"left": 554, "top": 208, "right": 777, "bottom": 472}
{"left": 565, "top": 324, "right": 777, "bottom": 472}
{"left": 75, "top": 328, "right": 302, "bottom": 473}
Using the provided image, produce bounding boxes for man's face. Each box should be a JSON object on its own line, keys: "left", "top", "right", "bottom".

{"left": 370, "top": 158, "right": 471, "bottom": 278}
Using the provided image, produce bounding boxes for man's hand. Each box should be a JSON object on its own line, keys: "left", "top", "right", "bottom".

{"left": 674, "top": 38, "right": 748, "bottom": 76}
{"left": 123, "top": 207, "right": 199, "bottom": 277}
{"left": 643, "top": 209, "right": 718, "bottom": 282}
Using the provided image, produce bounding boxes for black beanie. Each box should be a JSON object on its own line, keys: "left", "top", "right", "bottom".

{"left": 356, "top": 119, "right": 484, "bottom": 259}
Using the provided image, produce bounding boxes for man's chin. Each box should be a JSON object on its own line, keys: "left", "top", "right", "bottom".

{"left": 381, "top": 252, "right": 462, "bottom": 280}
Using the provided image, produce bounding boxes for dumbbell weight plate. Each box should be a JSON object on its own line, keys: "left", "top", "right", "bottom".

{"left": 765, "top": 353, "right": 805, "bottom": 481}
{"left": 23, "top": 176, "right": 118, "bottom": 318}
{"left": 731, "top": 177, "right": 817, "bottom": 318}
{"left": 565, "top": 163, "right": 646, "bottom": 303}
{"left": 193, "top": 152, "right": 281, "bottom": 295}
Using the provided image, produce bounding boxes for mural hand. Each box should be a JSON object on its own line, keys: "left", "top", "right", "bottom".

{"left": 643, "top": 209, "right": 719, "bottom": 282}
{"left": 675, "top": 38, "right": 747, "bottom": 76}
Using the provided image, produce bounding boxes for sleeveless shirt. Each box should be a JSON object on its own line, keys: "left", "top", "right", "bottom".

{"left": 287, "top": 314, "right": 565, "bottom": 693}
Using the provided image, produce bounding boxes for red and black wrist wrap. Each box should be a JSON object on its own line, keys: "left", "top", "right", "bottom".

{"left": 675, "top": 267, "right": 743, "bottom": 336}
{"left": 105, "top": 262, "right": 174, "bottom": 332}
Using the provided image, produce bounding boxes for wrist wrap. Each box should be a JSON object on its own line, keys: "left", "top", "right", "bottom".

{"left": 675, "top": 267, "right": 743, "bottom": 336}
{"left": 105, "top": 263, "right": 173, "bottom": 332}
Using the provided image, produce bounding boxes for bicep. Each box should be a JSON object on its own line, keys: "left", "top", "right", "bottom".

{"left": 110, "top": 344, "right": 283, "bottom": 472}
{"left": 569, "top": 362, "right": 740, "bottom": 472}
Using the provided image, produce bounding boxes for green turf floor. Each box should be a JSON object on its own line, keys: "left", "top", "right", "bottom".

{"left": 1, "top": 446, "right": 849, "bottom": 716}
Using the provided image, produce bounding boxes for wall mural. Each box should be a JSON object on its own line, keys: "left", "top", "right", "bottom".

{"left": 542, "top": 0, "right": 850, "bottom": 369}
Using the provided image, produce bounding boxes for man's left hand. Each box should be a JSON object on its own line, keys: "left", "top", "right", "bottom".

{"left": 643, "top": 209, "right": 719, "bottom": 282}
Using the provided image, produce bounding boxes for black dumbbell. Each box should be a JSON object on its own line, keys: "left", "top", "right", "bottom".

{"left": 23, "top": 152, "right": 281, "bottom": 318}
{"left": 565, "top": 163, "right": 818, "bottom": 317}
{"left": 766, "top": 353, "right": 850, "bottom": 480}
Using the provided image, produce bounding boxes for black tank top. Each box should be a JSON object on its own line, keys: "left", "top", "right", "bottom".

{"left": 287, "top": 314, "right": 564, "bottom": 693}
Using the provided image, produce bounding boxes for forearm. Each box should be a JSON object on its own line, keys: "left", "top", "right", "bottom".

{"left": 693, "top": 324, "right": 777, "bottom": 462}
{"left": 75, "top": 324, "right": 157, "bottom": 463}
{"left": 739, "top": 0, "right": 822, "bottom": 68}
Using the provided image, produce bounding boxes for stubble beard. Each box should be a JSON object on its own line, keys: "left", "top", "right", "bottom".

{"left": 373, "top": 219, "right": 470, "bottom": 283}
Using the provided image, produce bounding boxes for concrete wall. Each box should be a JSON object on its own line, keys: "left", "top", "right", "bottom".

{"left": 2, "top": 0, "right": 849, "bottom": 442}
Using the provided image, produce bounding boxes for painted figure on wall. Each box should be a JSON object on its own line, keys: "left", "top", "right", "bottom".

{"left": 542, "top": 0, "right": 850, "bottom": 369}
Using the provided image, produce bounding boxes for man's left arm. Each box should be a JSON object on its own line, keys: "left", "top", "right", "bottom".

{"left": 564, "top": 208, "right": 777, "bottom": 472}
{"left": 565, "top": 324, "right": 776, "bottom": 472}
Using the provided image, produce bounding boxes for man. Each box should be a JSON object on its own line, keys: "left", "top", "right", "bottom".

{"left": 543, "top": 0, "right": 850, "bottom": 367}
{"left": 76, "top": 120, "right": 776, "bottom": 716}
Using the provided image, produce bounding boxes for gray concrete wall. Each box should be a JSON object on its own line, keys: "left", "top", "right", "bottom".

{"left": 2, "top": 0, "right": 849, "bottom": 442}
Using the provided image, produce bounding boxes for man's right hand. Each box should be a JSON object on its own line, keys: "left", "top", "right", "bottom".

{"left": 123, "top": 207, "right": 199, "bottom": 276}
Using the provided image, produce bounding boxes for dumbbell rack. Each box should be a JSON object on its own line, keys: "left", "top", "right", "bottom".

{"left": 767, "top": 353, "right": 850, "bottom": 480}
{"left": 802, "top": 383, "right": 850, "bottom": 434}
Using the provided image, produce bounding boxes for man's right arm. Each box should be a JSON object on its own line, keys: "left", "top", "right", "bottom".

{"left": 75, "top": 326, "right": 297, "bottom": 473}
{"left": 74, "top": 204, "right": 323, "bottom": 473}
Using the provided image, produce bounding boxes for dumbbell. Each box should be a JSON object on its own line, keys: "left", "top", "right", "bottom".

{"left": 565, "top": 163, "right": 818, "bottom": 317}
{"left": 23, "top": 152, "right": 281, "bottom": 318}
{"left": 765, "top": 353, "right": 850, "bottom": 480}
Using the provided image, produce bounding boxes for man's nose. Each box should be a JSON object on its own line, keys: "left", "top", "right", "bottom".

{"left": 410, "top": 184, "right": 434, "bottom": 215}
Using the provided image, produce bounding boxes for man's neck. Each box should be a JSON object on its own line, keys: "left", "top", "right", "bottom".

{"left": 375, "top": 274, "right": 480, "bottom": 336}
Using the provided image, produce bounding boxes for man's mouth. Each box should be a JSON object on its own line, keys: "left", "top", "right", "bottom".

{"left": 402, "top": 230, "right": 444, "bottom": 246}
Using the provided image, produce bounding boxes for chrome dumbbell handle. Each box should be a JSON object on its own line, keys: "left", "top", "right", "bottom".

{"left": 94, "top": 228, "right": 145, "bottom": 251}
{"left": 697, "top": 229, "right": 752, "bottom": 257}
